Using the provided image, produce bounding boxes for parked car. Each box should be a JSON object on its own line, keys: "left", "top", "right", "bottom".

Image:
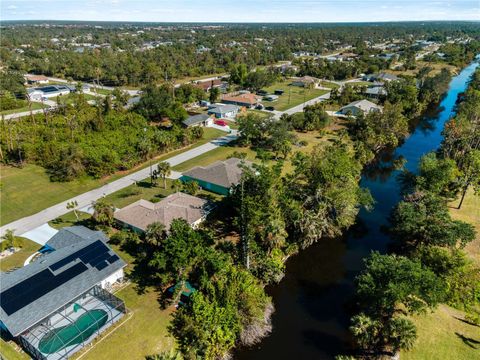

{"left": 274, "top": 90, "right": 284, "bottom": 95}
{"left": 214, "top": 119, "right": 228, "bottom": 126}
{"left": 265, "top": 106, "right": 275, "bottom": 111}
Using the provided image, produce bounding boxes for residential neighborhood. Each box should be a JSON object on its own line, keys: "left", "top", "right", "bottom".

{"left": 1, "top": 8, "right": 480, "bottom": 360}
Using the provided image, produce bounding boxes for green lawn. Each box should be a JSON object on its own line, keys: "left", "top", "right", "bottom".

{"left": 0, "top": 237, "right": 40, "bottom": 272}
{"left": 0, "top": 339, "right": 30, "bottom": 360}
{"left": 0, "top": 128, "right": 225, "bottom": 226}
{"left": 74, "top": 284, "right": 175, "bottom": 360}
{"left": 91, "top": 88, "right": 112, "bottom": 96}
{"left": 400, "top": 191, "right": 480, "bottom": 360}
{"left": 0, "top": 102, "right": 47, "bottom": 115}
{"left": 173, "top": 130, "right": 337, "bottom": 173}
{"left": 402, "top": 305, "right": 480, "bottom": 360}
{"left": 344, "top": 81, "right": 371, "bottom": 87}
{"left": 49, "top": 211, "right": 92, "bottom": 230}
{"left": 319, "top": 81, "right": 340, "bottom": 89}
{"left": 262, "top": 80, "right": 329, "bottom": 111}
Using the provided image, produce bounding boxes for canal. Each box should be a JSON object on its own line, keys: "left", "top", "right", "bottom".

{"left": 236, "top": 58, "right": 480, "bottom": 359}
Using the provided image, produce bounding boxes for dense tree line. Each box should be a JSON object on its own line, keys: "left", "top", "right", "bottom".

{"left": 0, "top": 96, "right": 204, "bottom": 180}
{"left": 2, "top": 22, "right": 479, "bottom": 86}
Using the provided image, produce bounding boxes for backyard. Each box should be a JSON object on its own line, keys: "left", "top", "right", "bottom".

{"left": 401, "top": 190, "right": 480, "bottom": 360}
{"left": 0, "top": 128, "right": 225, "bottom": 226}
{"left": 0, "top": 237, "right": 40, "bottom": 272}
{"left": 262, "top": 80, "right": 329, "bottom": 111}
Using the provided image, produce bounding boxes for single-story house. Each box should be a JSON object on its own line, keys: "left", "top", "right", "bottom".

{"left": 339, "top": 99, "right": 383, "bottom": 116}
{"left": 291, "top": 76, "right": 320, "bottom": 88}
{"left": 182, "top": 157, "right": 252, "bottom": 195}
{"left": 27, "top": 85, "right": 72, "bottom": 101}
{"left": 182, "top": 113, "right": 214, "bottom": 127}
{"left": 221, "top": 92, "right": 260, "bottom": 108}
{"left": 207, "top": 104, "right": 240, "bottom": 119}
{"left": 24, "top": 74, "right": 49, "bottom": 85}
{"left": 365, "top": 86, "right": 388, "bottom": 98}
{"left": 114, "top": 192, "right": 212, "bottom": 233}
{"left": 194, "top": 79, "right": 226, "bottom": 92}
{"left": 0, "top": 226, "right": 126, "bottom": 360}
{"left": 363, "top": 72, "right": 399, "bottom": 82}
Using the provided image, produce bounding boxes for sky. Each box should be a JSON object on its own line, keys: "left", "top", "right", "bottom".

{"left": 1, "top": 0, "right": 479, "bottom": 23}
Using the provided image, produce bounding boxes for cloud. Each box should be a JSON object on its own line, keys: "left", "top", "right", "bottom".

{"left": 7, "top": 5, "right": 17, "bottom": 9}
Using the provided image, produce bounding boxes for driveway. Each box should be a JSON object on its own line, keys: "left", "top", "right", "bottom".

{"left": 0, "top": 133, "right": 238, "bottom": 237}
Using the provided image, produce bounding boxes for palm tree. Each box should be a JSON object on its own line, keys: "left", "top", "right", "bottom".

{"left": 92, "top": 199, "right": 115, "bottom": 226}
{"left": 66, "top": 200, "right": 79, "bottom": 220}
{"left": 171, "top": 179, "right": 183, "bottom": 192}
{"left": 387, "top": 316, "right": 417, "bottom": 354}
{"left": 144, "top": 222, "right": 167, "bottom": 247}
{"left": 157, "top": 161, "right": 171, "bottom": 189}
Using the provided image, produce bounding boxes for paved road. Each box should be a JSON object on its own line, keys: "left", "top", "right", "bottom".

{"left": 2, "top": 108, "right": 48, "bottom": 120}
{"left": 0, "top": 133, "right": 238, "bottom": 237}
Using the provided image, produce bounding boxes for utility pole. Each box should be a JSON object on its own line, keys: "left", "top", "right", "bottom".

{"left": 240, "top": 175, "right": 249, "bottom": 269}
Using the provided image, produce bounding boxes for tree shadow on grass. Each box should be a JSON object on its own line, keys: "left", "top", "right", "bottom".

{"left": 454, "top": 316, "right": 480, "bottom": 327}
{"left": 455, "top": 332, "right": 480, "bottom": 349}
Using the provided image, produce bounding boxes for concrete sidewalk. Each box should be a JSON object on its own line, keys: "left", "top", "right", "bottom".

{"left": 0, "top": 133, "right": 238, "bottom": 237}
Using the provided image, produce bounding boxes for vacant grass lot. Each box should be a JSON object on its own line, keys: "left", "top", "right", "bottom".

{"left": 0, "top": 237, "right": 40, "bottom": 272}
{"left": 449, "top": 189, "right": 480, "bottom": 266}
{"left": 173, "top": 130, "right": 339, "bottom": 174}
{"left": 402, "top": 305, "right": 479, "bottom": 360}
{"left": 262, "top": 80, "right": 329, "bottom": 111}
{"left": 0, "top": 128, "right": 225, "bottom": 226}
{"left": 0, "top": 102, "right": 47, "bottom": 115}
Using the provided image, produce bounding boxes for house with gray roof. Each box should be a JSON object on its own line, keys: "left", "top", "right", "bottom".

{"left": 207, "top": 104, "right": 239, "bottom": 119}
{"left": 339, "top": 99, "right": 383, "bottom": 116}
{"left": 0, "top": 226, "right": 126, "bottom": 360}
{"left": 182, "top": 114, "right": 214, "bottom": 128}
{"left": 114, "top": 192, "right": 212, "bottom": 233}
{"left": 182, "top": 157, "right": 252, "bottom": 195}
{"left": 364, "top": 85, "right": 388, "bottom": 98}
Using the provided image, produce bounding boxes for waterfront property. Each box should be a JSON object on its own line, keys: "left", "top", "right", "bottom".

{"left": 339, "top": 99, "right": 383, "bottom": 116}
{"left": 0, "top": 226, "right": 126, "bottom": 360}
{"left": 181, "top": 157, "right": 251, "bottom": 195}
{"left": 113, "top": 192, "right": 212, "bottom": 233}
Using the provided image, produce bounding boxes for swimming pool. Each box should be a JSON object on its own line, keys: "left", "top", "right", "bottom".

{"left": 38, "top": 309, "right": 108, "bottom": 354}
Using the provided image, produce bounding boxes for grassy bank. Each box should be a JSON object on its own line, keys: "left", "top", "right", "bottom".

{"left": 402, "top": 191, "right": 480, "bottom": 359}
{"left": 0, "top": 102, "right": 47, "bottom": 115}
{"left": 0, "top": 128, "right": 225, "bottom": 226}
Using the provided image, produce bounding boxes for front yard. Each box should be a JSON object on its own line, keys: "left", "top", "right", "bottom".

{"left": 0, "top": 237, "right": 40, "bottom": 272}
{"left": 262, "top": 80, "right": 329, "bottom": 111}
{"left": 0, "top": 128, "right": 225, "bottom": 226}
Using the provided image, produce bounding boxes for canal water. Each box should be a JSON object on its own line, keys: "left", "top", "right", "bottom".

{"left": 236, "top": 58, "right": 480, "bottom": 360}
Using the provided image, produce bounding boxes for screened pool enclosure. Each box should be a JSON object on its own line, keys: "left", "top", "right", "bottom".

{"left": 18, "top": 286, "right": 125, "bottom": 360}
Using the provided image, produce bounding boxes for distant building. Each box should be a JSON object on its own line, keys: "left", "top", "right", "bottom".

{"left": 27, "top": 85, "right": 72, "bottom": 101}
{"left": 291, "top": 76, "right": 320, "bottom": 88}
{"left": 194, "top": 79, "right": 226, "bottom": 92}
{"left": 182, "top": 158, "right": 252, "bottom": 195}
{"left": 207, "top": 104, "right": 240, "bottom": 119}
{"left": 182, "top": 114, "right": 214, "bottom": 127}
{"left": 339, "top": 99, "right": 383, "bottom": 116}
{"left": 114, "top": 192, "right": 212, "bottom": 233}
{"left": 221, "top": 92, "right": 260, "bottom": 108}
{"left": 364, "top": 72, "right": 399, "bottom": 83}
{"left": 364, "top": 86, "right": 388, "bottom": 98}
{"left": 0, "top": 226, "right": 126, "bottom": 360}
{"left": 24, "top": 74, "right": 49, "bottom": 85}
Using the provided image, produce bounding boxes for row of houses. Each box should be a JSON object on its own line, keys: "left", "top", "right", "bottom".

{"left": 1, "top": 157, "right": 251, "bottom": 360}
